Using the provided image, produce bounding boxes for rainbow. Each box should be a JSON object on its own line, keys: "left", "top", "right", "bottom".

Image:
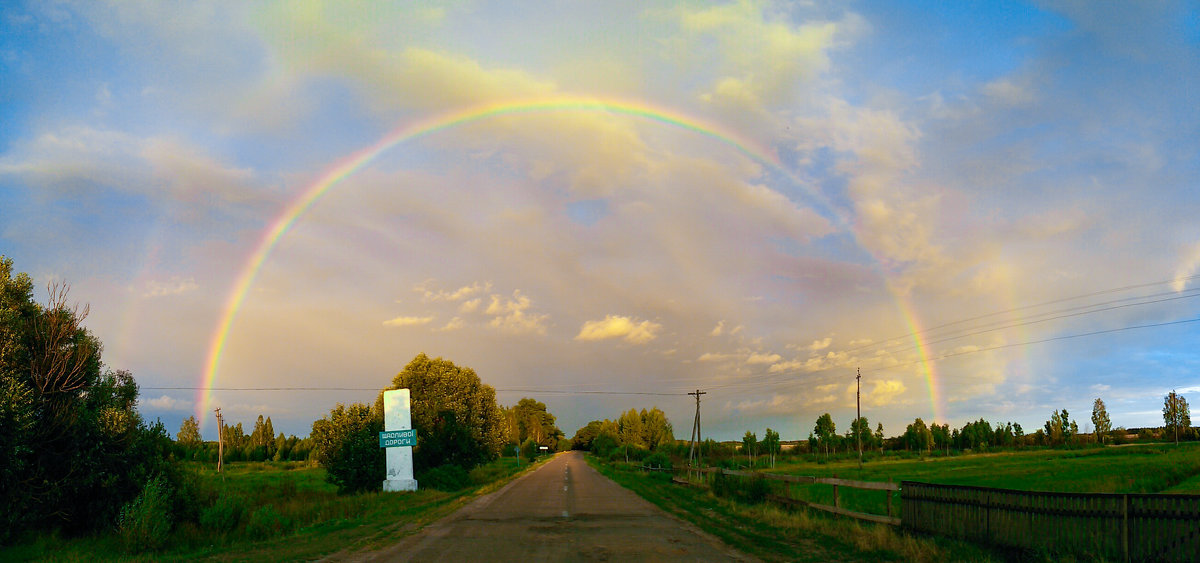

{"left": 892, "top": 295, "right": 943, "bottom": 424}
{"left": 195, "top": 95, "right": 929, "bottom": 431}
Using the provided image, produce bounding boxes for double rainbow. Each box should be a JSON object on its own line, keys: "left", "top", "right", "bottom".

{"left": 196, "top": 96, "right": 940, "bottom": 430}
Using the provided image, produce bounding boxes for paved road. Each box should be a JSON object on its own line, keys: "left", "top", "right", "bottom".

{"left": 366, "top": 451, "right": 756, "bottom": 562}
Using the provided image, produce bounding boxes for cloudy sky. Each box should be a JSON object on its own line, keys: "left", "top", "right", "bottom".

{"left": 2, "top": 1, "right": 1198, "bottom": 442}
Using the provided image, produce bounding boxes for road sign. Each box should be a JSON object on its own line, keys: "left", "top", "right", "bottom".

{"left": 379, "top": 428, "right": 417, "bottom": 448}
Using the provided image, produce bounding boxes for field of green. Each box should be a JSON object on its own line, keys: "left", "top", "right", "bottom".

{"left": 2, "top": 456, "right": 542, "bottom": 562}
{"left": 763, "top": 442, "right": 1200, "bottom": 519}
{"left": 591, "top": 458, "right": 1001, "bottom": 562}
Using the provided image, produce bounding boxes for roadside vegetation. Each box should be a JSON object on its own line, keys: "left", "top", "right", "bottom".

{"left": 0, "top": 257, "right": 566, "bottom": 560}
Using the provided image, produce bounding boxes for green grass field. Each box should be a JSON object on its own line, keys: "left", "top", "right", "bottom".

{"left": 761, "top": 442, "right": 1200, "bottom": 518}
{"left": 1, "top": 456, "right": 542, "bottom": 562}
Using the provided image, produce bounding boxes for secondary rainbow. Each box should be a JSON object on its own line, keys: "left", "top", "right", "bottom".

{"left": 195, "top": 96, "right": 914, "bottom": 430}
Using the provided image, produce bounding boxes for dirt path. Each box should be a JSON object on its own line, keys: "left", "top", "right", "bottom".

{"left": 358, "top": 451, "right": 757, "bottom": 562}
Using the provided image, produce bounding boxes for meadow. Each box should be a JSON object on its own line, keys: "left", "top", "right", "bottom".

{"left": 1, "top": 456, "right": 539, "bottom": 562}
{"left": 593, "top": 442, "right": 1200, "bottom": 562}
{"left": 768, "top": 442, "right": 1200, "bottom": 518}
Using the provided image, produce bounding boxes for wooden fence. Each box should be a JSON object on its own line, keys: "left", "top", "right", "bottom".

{"left": 902, "top": 481, "right": 1200, "bottom": 562}
{"left": 669, "top": 466, "right": 901, "bottom": 526}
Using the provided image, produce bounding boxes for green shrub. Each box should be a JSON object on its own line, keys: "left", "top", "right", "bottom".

{"left": 117, "top": 474, "right": 173, "bottom": 552}
{"left": 643, "top": 452, "right": 672, "bottom": 470}
{"left": 419, "top": 464, "right": 472, "bottom": 491}
{"left": 200, "top": 494, "right": 245, "bottom": 533}
{"left": 245, "top": 504, "right": 292, "bottom": 538}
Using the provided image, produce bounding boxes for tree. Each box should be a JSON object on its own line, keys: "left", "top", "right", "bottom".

{"left": 310, "top": 402, "right": 384, "bottom": 494}
{"left": 762, "top": 428, "right": 781, "bottom": 468}
{"left": 640, "top": 407, "right": 674, "bottom": 450}
{"left": 382, "top": 354, "right": 507, "bottom": 472}
{"left": 177, "top": 415, "right": 202, "bottom": 446}
{"left": 874, "top": 423, "right": 885, "bottom": 453}
{"left": 618, "top": 408, "right": 646, "bottom": 449}
{"left": 1163, "top": 391, "right": 1191, "bottom": 444}
{"left": 850, "top": 416, "right": 872, "bottom": 454}
{"left": 0, "top": 257, "right": 178, "bottom": 539}
{"left": 814, "top": 413, "right": 836, "bottom": 457}
{"left": 742, "top": 431, "right": 758, "bottom": 466}
{"left": 510, "top": 398, "right": 561, "bottom": 446}
{"left": 904, "top": 418, "right": 932, "bottom": 453}
{"left": 1044, "top": 409, "right": 1078, "bottom": 446}
{"left": 931, "top": 423, "right": 951, "bottom": 454}
{"left": 1092, "top": 398, "right": 1112, "bottom": 444}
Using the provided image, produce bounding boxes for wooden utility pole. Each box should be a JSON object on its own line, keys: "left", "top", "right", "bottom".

{"left": 856, "top": 367, "right": 862, "bottom": 470}
{"left": 687, "top": 390, "right": 706, "bottom": 467}
{"left": 214, "top": 407, "right": 224, "bottom": 473}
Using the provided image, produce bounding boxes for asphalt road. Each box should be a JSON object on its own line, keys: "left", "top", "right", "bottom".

{"left": 366, "top": 451, "right": 756, "bottom": 562}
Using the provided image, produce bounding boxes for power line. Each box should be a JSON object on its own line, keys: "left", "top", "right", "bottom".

{"left": 707, "top": 316, "right": 1200, "bottom": 394}
{"left": 844, "top": 274, "right": 1200, "bottom": 357}
{"left": 143, "top": 386, "right": 686, "bottom": 396}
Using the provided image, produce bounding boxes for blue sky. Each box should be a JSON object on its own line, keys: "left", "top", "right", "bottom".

{"left": 2, "top": 1, "right": 1198, "bottom": 442}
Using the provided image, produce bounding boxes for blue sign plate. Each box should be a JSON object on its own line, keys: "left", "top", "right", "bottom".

{"left": 379, "top": 429, "right": 417, "bottom": 448}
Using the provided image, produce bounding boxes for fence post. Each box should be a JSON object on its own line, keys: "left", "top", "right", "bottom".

{"left": 833, "top": 474, "right": 839, "bottom": 508}
{"left": 887, "top": 477, "right": 893, "bottom": 518}
{"left": 1122, "top": 494, "right": 1129, "bottom": 563}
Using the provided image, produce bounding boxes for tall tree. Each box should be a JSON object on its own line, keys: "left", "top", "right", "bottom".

{"left": 511, "top": 398, "right": 561, "bottom": 446}
{"left": 310, "top": 402, "right": 384, "bottom": 494}
{"left": 874, "top": 423, "right": 885, "bottom": 453}
{"left": 177, "top": 415, "right": 202, "bottom": 445}
{"left": 1044, "top": 409, "right": 1078, "bottom": 446}
{"left": 762, "top": 428, "right": 780, "bottom": 468}
{"left": 850, "top": 416, "right": 872, "bottom": 453}
{"left": 814, "top": 413, "right": 836, "bottom": 457}
{"left": 0, "top": 257, "right": 175, "bottom": 539}
{"left": 618, "top": 408, "right": 646, "bottom": 448}
{"left": 1092, "top": 398, "right": 1112, "bottom": 444}
{"left": 742, "top": 431, "right": 758, "bottom": 466}
{"left": 640, "top": 407, "right": 674, "bottom": 450}
{"left": 381, "top": 353, "right": 507, "bottom": 471}
{"left": 1163, "top": 391, "right": 1191, "bottom": 445}
{"left": 905, "top": 418, "right": 932, "bottom": 452}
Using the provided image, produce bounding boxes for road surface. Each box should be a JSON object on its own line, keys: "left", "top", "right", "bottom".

{"left": 364, "top": 451, "right": 756, "bottom": 562}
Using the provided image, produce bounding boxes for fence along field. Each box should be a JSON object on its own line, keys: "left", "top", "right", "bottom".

{"left": 664, "top": 453, "right": 1200, "bottom": 562}
{"left": 902, "top": 482, "right": 1200, "bottom": 562}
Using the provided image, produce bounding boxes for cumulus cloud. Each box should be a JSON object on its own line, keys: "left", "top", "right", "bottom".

{"left": 809, "top": 337, "right": 832, "bottom": 351}
{"left": 576, "top": 315, "right": 662, "bottom": 344}
{"left": 142, "top": 394, "right": 192, "bottom": 411}
{"left": 867, "top": 379, "right": 907, "bottom": 407}
{"left": 485, "top": 291, "right": 548, "bottom": 335}
{"left": 382, "top": 315, "right": 435, "bottom": 327}
{"left": 746, "top": 352, "right": 782, "bottom": 365}
{"left": 416, "top": 281, "right": 492, "bottom": 302}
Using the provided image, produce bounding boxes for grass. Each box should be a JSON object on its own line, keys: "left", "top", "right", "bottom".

{"left": 590, "top": 457, "right": 1001, "bottom": 562}
{"left": 760, "top": 442, "right": 1200, "bottom": 518}
{"left": 1, "top": 455, "right": 545, "bottom": 562}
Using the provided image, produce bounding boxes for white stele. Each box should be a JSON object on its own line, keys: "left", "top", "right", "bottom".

{"left": 382, "top": 389, "right": 418, "bottom": 492}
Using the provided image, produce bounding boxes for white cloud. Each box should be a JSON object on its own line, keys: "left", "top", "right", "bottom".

{"left": 809, "top": 337, "right": 832, "bottom": 351}
{"left": 746, "top": 352, "right": 782, "bottom": 365}
{"left": 867, "top": 379, "right": 907, "bottom": 407}
{"left": 142, "top": 394, "right": 192, "bottom": 411}
{"left": 485, "top": 291, "right": 548, "bottom": 335}
{"left": 710, "top": 320, "right": 725, "bottom": 336}
{"left": 382, "top": 315, "right": 435, "bottom": 327}
{"left": 576, "top": 315, "right": 662, "bottom": 344}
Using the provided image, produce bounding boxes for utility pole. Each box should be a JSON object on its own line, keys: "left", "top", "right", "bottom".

{"left": 214, "top": 408, "right": 224, "bottom": 474}
{"left": 856, "top": 367, "right": 862, "bottom": 470}
{"left": 687, "top": 390, "right": 706, "bottom": 468}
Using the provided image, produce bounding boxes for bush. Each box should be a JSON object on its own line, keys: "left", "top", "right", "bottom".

{"left": 643, "top": 451, "right": 672, "bottom": 470}
{"left": 117, "top": 474, "right": 173, "bottom": 552}
{"left": 200, "top": 494, "right": 245, "bottom": 534}
{"left": 245, "top": 505, "right": 292, "bottom": 538}
{"left": 419, "top": 464, "right": 472, "bottom": 491}
{"left": 310, "top": 403, "right": 384, "bottom": 494}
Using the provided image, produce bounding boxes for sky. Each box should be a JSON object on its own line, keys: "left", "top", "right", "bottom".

{"left": 2, "top": 1, "right": 1198, "bottom": 442}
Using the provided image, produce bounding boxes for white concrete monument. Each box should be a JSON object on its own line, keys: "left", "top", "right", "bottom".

{"left": 381, "top": 388, "right": 418, "bottom": 492}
